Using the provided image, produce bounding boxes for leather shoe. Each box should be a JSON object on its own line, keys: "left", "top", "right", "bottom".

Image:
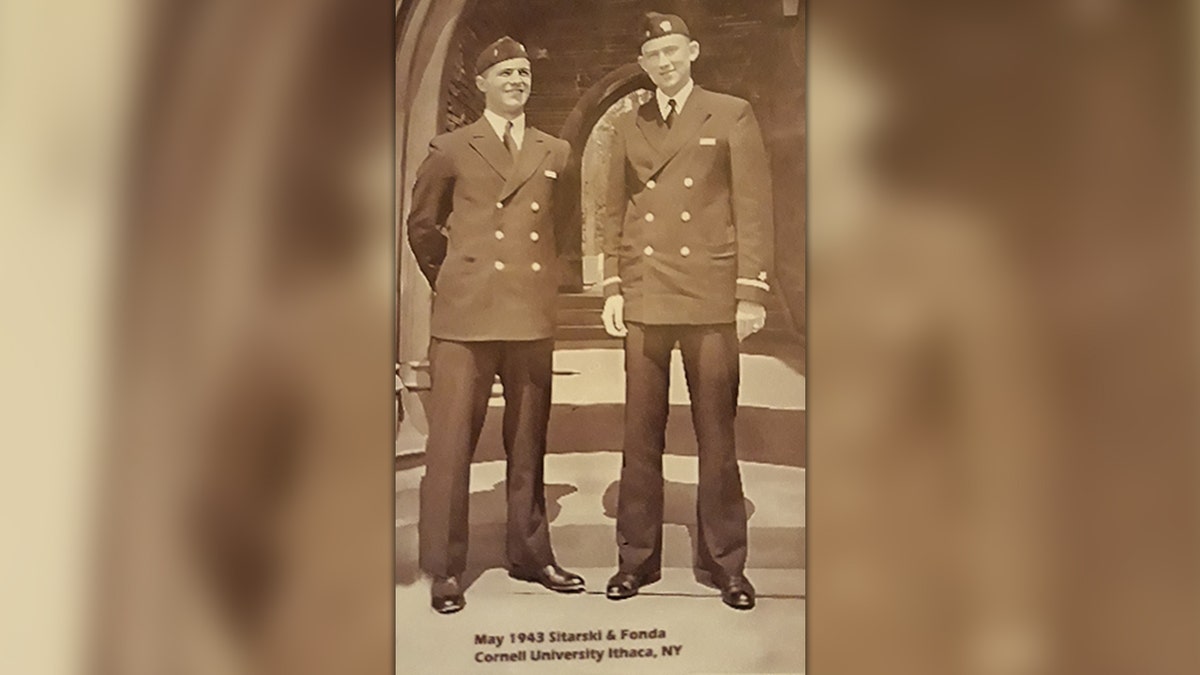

{"left": 605, "top": 570, "right": 661, "bottom": 600}
{"left": 509, "top": 564, "right": 586, "bottom": 593}
{"left": 717, "top": 575, "right": 756, "bottom": 610}
{"left": 431, "top": 576, "right": 465, "bottom": 614}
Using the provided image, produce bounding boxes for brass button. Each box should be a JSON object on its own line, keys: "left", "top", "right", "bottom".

{"left": 531, "top": 262, "right": 542, "bottom": 272}
{"left": 530, "top": 232, "right": 540, "bottom": 242}
{"left": 681, "top": 211, "right": 692, "bottom": 222}
{"left": 646, "top": 179, "right": 657, "bottom": 189}
{"left": 684, "top": 177, "right": 694, "bottom": 188}
{"left": 494, "top": 261, "right": 506, "bottom": 271}
{"left": 530, "top": 201, "right": 541, "bottom": 212}
{"left": 495, "top": 231, "right": 505, "bottom": 240}
{"left": 644, "top": 213, "right": 655, "bottom": 223}
{"left": 496, "top": 202, "right": 504, "bottom": 209}
{"left": 643, "top": 246, "right": 654, "bottom": 256}
{"left": 680, "top": 246, "right": 691, "bottom": 257}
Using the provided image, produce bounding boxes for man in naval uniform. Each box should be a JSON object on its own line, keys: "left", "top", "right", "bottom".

{"left": 407, "top": 36, "right": 585, "bottom": 614}
{"left": 599, "top": 13, "right": 773, "bottom": 610}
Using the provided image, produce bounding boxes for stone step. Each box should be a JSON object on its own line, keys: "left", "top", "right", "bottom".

{"left": 556, "top": 312, "right": 801, "bottom": 329}
{"left": 557, "top": 292, "right": 795, "bottom": 316}
{"left": 555, "top": 325, "right": 619, "bottom": 343}
{"left": 557, "top": 292, "right": 607, "bottom": 310}
{"left": 556, "top": 307, "right": 608, "bottom": 326}
{"left": 554, "top": 292, "right": 801, "bottom": 353}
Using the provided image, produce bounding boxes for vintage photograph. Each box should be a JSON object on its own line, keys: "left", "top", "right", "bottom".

{"left": 395, "top": 1, "right": 805, "bottom": 672}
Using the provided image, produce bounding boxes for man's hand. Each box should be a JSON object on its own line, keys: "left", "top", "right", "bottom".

{"left": 736, "top": 301, "right": 767, "bottom": 342}
{"left": 602, "top": 295, "right": 628, "bottom": 338}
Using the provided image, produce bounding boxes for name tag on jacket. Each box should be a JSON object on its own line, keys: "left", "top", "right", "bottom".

{"left": 699, "top": 138, "right": 717, "bottom": 146}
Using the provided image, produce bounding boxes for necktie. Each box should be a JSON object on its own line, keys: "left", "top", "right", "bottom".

{"left": 665, "top": 99, "right": 678, "bottom": 129}
{"left": 503, "top": 121, "right": 518, "bottom": 160}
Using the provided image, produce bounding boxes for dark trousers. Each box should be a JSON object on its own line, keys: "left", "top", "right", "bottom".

{"left": 616, "top": 322, "right": 748, "bottom": 581}
{"left": 418, "top": 338, "right": 556, "bottom": 579}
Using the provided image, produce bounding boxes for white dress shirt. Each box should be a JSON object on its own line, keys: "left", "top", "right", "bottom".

{"left": 482, "top": 109, "right": 526, "bottom": 150}
{"left": 656, "top": 78, "right": 695, "bottom": 122}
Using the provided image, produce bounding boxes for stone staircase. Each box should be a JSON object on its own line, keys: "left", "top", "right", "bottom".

{"left": 554, "top": 288, "right": 803, "bottom": 355}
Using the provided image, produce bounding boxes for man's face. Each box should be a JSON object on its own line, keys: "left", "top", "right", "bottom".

{"left": 476, "top": 57, "right": 532, "bottom": 115}
{"left": 639, "top": 34, "right": 699, "bottom": 93}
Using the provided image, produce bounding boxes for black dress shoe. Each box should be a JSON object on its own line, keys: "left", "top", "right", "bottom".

{"left": 717, "top": 575, "right": 756, "bottom": 610}
{"left": 509, "top": 564, "right": 586, "bottom": 593}
{"left": 431, "top": 576, "right": 465, "bottom": 614}
{"left": 605, "top": 571, "right": 661, "bottom": 600}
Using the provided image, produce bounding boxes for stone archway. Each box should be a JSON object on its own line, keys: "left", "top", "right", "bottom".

{"left": 394, "top": 0, "right": 472, "bottom": 436}
{"left": 554, "top": 63, "right": 652, "bottom": 291}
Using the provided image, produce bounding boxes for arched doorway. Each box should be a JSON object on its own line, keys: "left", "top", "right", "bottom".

{"left": 576, "top": 86, "right": 654, "bottom": 286}
{"left": 394, "top": 0, "right": 471, "bottom": 437}
{"left": 556, "top": 64, "right": 652, "bottom": 289}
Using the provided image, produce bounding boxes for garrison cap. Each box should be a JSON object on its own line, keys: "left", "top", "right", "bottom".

{"left": 475, "top": 36, "right": 529, "bottom": 75}
{"left": 640, "top": 12, "right": 691, "bottom": 46}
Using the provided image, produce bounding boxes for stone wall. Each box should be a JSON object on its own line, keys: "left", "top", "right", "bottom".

{"left": 446, "top": 1, "right": 803, "bottom": 133}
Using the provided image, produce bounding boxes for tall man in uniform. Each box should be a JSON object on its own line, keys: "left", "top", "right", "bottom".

{"left": 599, "top": 13, "right": 774, "bottom": 610}
{"left": 407, "top": 37, "right": 585, "bottom": 614}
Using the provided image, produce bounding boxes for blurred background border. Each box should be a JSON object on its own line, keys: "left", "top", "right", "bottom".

{"left": 1, "top": 2, "right": 1198, "bottom": 674}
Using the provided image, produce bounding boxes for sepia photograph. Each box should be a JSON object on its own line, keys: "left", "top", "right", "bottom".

{"left": 395, "top": 1, "right": 805, "bottom": 672}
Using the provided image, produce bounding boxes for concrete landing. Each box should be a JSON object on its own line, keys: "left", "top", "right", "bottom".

{"left": 396, "top": 453, "right": 805, "bottom": 674}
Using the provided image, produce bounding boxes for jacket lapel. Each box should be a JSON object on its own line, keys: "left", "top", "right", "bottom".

{"left": 468, "top": 117, "right": 513, "bottom": 180}
{"left": 498, "top": 129, "right": 551, "bottom": 201}
{"left": 648, "top": 86, "right": 712, "bottom": 178}
{"left": 635, "top": 100, "right": 665, "bottom": 153}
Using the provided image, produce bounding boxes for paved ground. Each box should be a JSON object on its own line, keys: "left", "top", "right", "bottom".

{"left": 396, "top": 453, "right": 805, "bottom": 674}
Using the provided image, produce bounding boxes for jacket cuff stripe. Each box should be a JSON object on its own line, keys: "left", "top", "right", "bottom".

{"left": 737, "top": 278, "right": 771, "bottom": 292}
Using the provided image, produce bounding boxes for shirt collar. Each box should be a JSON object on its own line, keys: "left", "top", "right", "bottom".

{"left": 482, "top": 109, "right": 525, "bottom": 144}
{"left": 656, "top": 79, "right": 695, "bottom": 121}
